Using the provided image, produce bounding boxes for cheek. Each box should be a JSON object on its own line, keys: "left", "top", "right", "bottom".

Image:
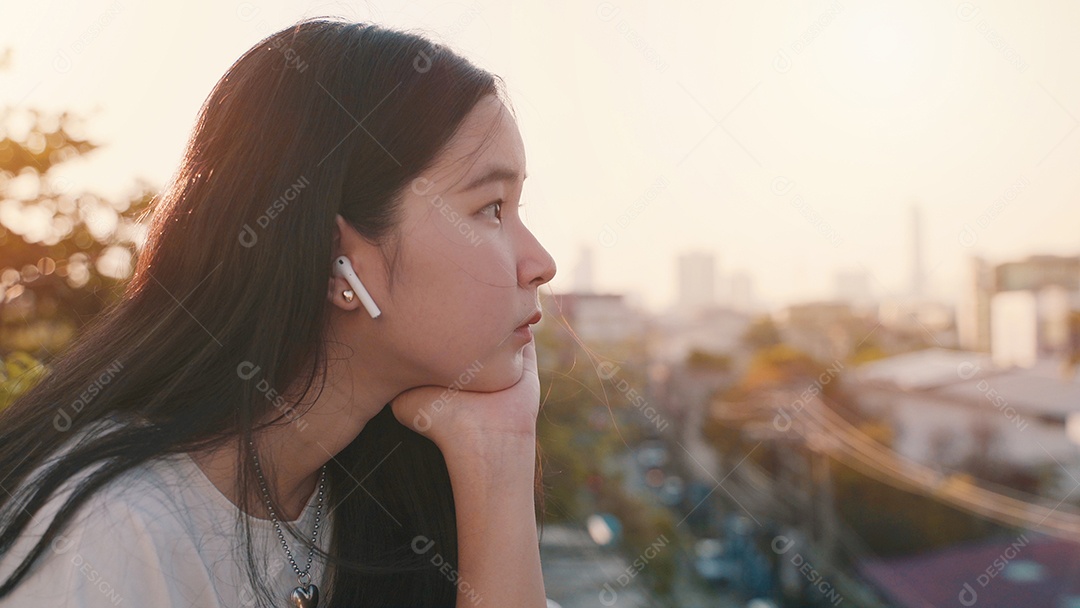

{"left": 413, "top": 209, "right": 515, "bottom": 277}
{"left": 395, "top": 228, "right": 518, "bottom": 360}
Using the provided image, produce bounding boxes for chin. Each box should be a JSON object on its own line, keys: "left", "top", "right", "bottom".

{"left": 452, "top": 354, "right": 523, "bottom": 393}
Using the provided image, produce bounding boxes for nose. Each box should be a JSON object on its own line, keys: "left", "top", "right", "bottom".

{"left": 519, "top": 226, "right": 557, "bottom": 288}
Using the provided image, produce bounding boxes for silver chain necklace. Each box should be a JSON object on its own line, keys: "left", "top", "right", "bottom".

{"left": 249, "top": 440, "right": 327, "bottom": 608}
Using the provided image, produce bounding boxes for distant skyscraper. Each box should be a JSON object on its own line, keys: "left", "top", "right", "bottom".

{"left": 572, "top": 245, "right": 595, "bottom": 293}
{"left": 957, "top": 255, "right": 994, "bottom": 352}
{"left": 961, "top": 254, "right": 1080, "bottom": 356}
{"left": 729, "top": 271, "right": 755, "bottom": 313}
{"left": 911, "top": 204, "right": 925, "bottom": 299}
{"left": 677, "top": 251, "right": 716, "bottom": 312}
{"left": 991, "top": 291, "right": 1038, "bottom": 367}
{"left": 834, "top": 268, "right": 873, "bottom": 308}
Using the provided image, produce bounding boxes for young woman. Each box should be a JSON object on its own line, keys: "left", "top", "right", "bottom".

{"left": 0, "top": 17, "right": 556, "bottom": 607}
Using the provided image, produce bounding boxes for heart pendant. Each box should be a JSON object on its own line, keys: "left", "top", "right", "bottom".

{"left": 290, "top": 583, "right": 319, "bottom": 608}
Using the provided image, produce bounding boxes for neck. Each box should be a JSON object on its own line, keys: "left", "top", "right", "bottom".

{"left": 190, "top": 331, "right": 408, "bottom": 521}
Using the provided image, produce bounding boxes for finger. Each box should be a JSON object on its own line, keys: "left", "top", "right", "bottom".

{"left": 520, "top": 338, "right": 538, "bottom": 376}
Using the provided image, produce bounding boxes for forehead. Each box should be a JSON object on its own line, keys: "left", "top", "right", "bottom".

{"left": 426, "top": 95, "right": 525, "bottom": 187}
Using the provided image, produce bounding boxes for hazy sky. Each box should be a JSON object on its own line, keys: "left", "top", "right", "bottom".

{"left": 3, "top": 0, "right": 1080, "bottom": 312}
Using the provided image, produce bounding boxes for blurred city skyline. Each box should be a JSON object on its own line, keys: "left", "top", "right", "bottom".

{"left": 3, "top": 0, "right": 1080, "bottom": 313}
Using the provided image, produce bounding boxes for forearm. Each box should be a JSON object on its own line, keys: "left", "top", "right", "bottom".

{"left": 444, "top": 436, "right": 546, "bottom": 607}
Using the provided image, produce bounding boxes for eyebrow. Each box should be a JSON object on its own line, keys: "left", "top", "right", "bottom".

{"left": 457, "top": 166, "right": 527, "bottom": 192}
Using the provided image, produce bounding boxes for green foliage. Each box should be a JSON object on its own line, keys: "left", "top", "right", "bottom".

{"left": 535, "top": 321, "right": 641, "bottom": 522}
{"left": 0, "top": 351, "right": 46, "bottom": 412}
{"left": 534, "top": 320, "right": 678, "bottom": 596}
{"left": 741, "top": 343, "right": 824, "bottom": 392}
{"left": 0, "top": 104, "right": 155, "bottom": 357}
{"left": 741, "top": 315, "right": 781, "bottom": 351}
{"left": 685, "top": 348, "right": 731, "bottom": 372}
{"left": 848, "top": 342, "right": 889, "bottom": 366}
{"left": 831, "top": 456, "right": 1006, "bottom": 556}
{"left": 594, "top": 478, "right": 681, "bottom": 598}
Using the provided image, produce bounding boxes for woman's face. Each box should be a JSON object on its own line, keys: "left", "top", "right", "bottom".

{"left": 352, "top": 94, "right": 556, "bottom": 392}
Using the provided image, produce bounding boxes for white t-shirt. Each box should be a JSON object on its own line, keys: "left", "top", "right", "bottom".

{"left": 0, "top": 418, "right": 335, "bottom": 607}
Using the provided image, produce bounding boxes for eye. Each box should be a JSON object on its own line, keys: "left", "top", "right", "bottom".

{"left": 479, "top": 200, "right": 503, "bottom": 221}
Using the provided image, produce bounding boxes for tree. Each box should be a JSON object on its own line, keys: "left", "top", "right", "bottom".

{"left": 741, "top": 315, "right": 781, "bottom": 351}
{"left": 1, "top": 50, "right": 154, "bottom": 358}
{"left": 685, "top": 348, "right": 731, "bottom": 372}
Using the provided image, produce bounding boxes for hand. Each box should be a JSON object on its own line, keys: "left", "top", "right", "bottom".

{"left": 390, "top": 340, "right": 540, "bottom": 456}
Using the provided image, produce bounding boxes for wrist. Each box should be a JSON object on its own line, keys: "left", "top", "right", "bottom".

{"left": 441, "top": 435, "right": 537, "bottom": 484}
{"left": 436, "top": 427, "right": 536, "bottom": 461}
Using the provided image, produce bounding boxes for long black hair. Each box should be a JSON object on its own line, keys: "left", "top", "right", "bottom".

{"left": 0, "top": 17, "right": 537, "bottom": 606}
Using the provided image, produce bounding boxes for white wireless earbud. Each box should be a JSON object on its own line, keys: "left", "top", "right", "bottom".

{"left": 333, "top": 256, "right": 381, "bottom": 319}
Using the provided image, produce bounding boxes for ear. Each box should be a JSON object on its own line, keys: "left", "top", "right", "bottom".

{"left": 332, "top": 213, "right": 346, "bottom": 254}
{"left": 333, "top": 213, "right": 379, "bottom": 256}
{"left": 328, "top": 214, "right": 362, "bottom": 310}
{"left": 328, "top": 273, "right": 361, "bottom": 311}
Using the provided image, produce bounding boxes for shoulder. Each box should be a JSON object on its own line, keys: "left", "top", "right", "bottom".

{"left": 71, "top": 456, "right": 200, "bottom": 555}
{"left": 1, "top": 454, "right": 221, "bottom": 606}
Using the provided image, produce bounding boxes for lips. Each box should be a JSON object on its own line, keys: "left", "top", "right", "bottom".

{"left": 518, "top": 310, "right": 542, "bottom": 328}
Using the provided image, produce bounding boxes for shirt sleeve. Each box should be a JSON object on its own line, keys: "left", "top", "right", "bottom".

{"left": 2, "top": 488, "right": 221, "bottom": 607}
